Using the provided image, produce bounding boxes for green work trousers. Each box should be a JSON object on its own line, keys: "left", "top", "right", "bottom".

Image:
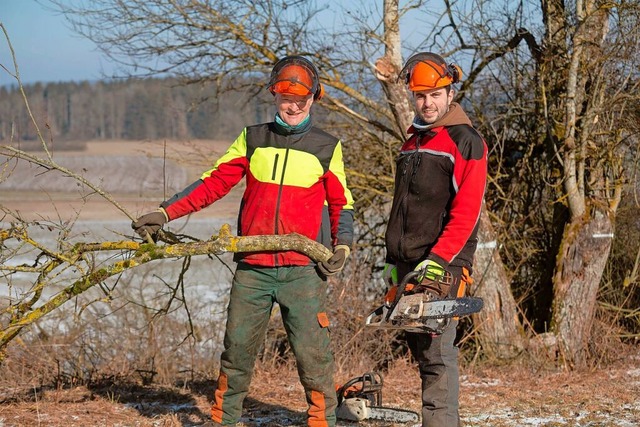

{"left": 210, "top": 264, "right": 337, "bottom": 427}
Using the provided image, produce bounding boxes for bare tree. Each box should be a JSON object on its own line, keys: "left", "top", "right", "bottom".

{"left": 0, "top": 22, "right": 334, "bottom": 360}
{"left": 541, "top": 0, "right": 639, "bottom": 367}
{"left": 460, "top": 0, "right": 640, "bottom": 366}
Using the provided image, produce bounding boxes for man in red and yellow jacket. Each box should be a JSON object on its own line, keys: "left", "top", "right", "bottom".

{"left": 133, "top": 56, "right": 354, "bottom": 427}
{"left": 384, "top": 52, "right": 487, "bottom": 427}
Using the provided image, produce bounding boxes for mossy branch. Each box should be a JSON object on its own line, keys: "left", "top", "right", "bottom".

{"left": 0, "top": 223, "right": 332, "bottom": 361}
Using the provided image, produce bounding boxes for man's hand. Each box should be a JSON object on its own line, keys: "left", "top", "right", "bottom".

{"left": 131, "top": 209, "right": 168, "bottom": 241}
{"left": 414, "top": 259, "right": 446, "bottom": 281}
{"left": 317, "top": 245, "right": 351, "bottom": 276}
{"left": 414, "top": 259, "right": 453, "bottom": 298}
{"left": 383, "top": 263, "right": 398, "bottom": 286}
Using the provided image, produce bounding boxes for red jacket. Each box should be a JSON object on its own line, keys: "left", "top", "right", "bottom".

{"left": 162, "top": 121, "right": 354, "bottom": 267}
{"left": 385, "top": 103, "right": 487, "bottom": 270}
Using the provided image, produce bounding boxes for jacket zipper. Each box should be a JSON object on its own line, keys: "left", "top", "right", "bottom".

{"left": 271, "top": 153, "right": 280, "bottom": 181}
{"left": 273, "top": 139, "right": 291, "bottom": 266}
{"left": 398, "top": 135, "right": 423, "bottom": 259}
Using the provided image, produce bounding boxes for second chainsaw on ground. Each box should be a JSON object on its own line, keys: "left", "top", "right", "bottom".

{"left": 335, "top": 372, "right": 419, "bottom": 423}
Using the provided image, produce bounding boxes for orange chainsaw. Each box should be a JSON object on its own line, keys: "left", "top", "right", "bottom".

{"left": 365, "top": 270, "right": 484, "bottom": 334}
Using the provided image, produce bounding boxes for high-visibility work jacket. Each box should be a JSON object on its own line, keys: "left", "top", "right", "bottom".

{"left": 162, "top": 122, "right": 355, "bottom": 267}
{"left": 385, "top": 104, "right": 487, "bottom": 271}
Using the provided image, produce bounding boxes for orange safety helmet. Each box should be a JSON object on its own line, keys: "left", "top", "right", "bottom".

{"left": 268, "top": 55, "right": 324, "bottom": 100}
{"left": 399, "top": 52, "right": 462, "bottom": 91}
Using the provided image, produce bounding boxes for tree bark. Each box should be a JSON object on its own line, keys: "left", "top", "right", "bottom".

{"left": 552, "top": 210, "right": 613, "bottom": 367}
{"left": 473, "top": 208, "right": 525, "bottom": 358}
{"left": 545, "top": 0, "right": 616, "bottom": 368}
{"left": 374, "top": 0, "right": 414, "bottom": 140}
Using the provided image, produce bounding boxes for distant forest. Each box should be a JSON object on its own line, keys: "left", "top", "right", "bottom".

{"left": 0, "top": 78, "right": 276, "bottom": 144}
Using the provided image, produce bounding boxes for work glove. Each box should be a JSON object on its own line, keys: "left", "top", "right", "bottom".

{"left": 131, "top": 209, "right": 168, "bottom": 242}
{"left": 415, "top": 259, "right": 446, "bottom": 281}
{"left": 382, "top": 263, "right": 398, "bottom": 286}
{"left": 414, "top": 259, "right": 451, "bottom": 298}
{"left": 317, "top": 244, "right": 351, "bottom": 276}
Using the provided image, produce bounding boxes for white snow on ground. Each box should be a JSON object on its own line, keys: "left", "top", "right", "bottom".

{"left": 462, "top": 405, "right": 640, "bottom": 427}
{"left": 108, "top": 400, "right": 639, "bottom": 427}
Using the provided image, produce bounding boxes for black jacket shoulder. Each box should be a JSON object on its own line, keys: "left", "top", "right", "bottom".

{"left": 447, "top": 124, "right": 485, "bottom": 161}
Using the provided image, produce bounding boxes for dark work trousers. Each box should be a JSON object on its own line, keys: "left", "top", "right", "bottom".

{"left": 397, "top": 262, "right": 462, "bottom": 427}
{"left": 210, "top": 263, "right": 337, "bottom": 427}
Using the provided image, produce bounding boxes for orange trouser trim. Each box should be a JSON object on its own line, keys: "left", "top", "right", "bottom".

{"left": 457, "top": 267, "right": 473, "bottom": 297}
{"left": 453, "top": 267, "right": 474, "bottom": 320}
{"left": 210, "top": 372, "right": 228, "bottom": 423}
{"left": 308, "top": 390, "right": 329, "bottom": 427}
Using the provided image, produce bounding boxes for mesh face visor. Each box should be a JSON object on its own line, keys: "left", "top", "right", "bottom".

{"left": 268, "top": 56, "right": 319, "bottom": 97}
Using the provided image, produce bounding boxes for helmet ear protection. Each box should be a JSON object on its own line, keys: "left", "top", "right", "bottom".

{"left": 268, "top": 55, "right": 324, "bottom": 100}
{"left": 398, "top": 52, "right": 462, "bottom": 91}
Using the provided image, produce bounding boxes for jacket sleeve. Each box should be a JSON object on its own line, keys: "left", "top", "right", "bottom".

{"left": 161, "top": 129, "right": 249, "bottom": 220}
{"left": 429, "top": 133, "right": 487, "bottom": 267}
{"left": 323, "top": 141, "right": 355, "bottom": 247}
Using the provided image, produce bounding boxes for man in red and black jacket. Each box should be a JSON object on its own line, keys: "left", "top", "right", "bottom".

{"left": 383, "top": 52, "right": 487, "bottom": 427}
{"left": 132, "top": 56, "right": 354, "bottom": 427}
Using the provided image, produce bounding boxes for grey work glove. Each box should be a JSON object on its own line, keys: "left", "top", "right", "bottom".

{"left": 131, "top": 209, "right": 168, "bottom": 241}
{"left": 317, "top": 244, "right": 351, "bottom": 276}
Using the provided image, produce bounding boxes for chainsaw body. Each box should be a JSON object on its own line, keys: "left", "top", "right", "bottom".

{"left": 335, "top": 372, "right": 419, "bottom": 423}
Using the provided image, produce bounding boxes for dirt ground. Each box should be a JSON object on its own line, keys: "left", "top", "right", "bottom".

{"left": 2, "top": 139, "right": 640, "bottom": 426}
{"left": 1, "top": 353, "right": 639, "bottom": 427}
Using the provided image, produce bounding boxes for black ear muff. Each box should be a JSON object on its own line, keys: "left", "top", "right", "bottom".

{"left": 448, "top": 64, "right": 462, "bottom": 84}
{"left": 314, "top": 83, "right": 324, "bottom": 100}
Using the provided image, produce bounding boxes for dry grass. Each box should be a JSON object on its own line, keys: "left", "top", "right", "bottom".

{"left": 1, "top": 350, "right": 639, "bottom": 427}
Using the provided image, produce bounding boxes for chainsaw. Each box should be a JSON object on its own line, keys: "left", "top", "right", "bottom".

{"left": 335, "top": 372, "right": 419, "bottom": 423}
{"left": 365, "top": 270, "right": 484, "bottom": 334}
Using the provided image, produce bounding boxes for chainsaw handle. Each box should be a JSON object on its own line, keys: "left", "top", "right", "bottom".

{"left": 386, "top": 270, "right": 420, "bottom": 321}
{"left": 336, "top": 372, "right": 383, "bottom": 406}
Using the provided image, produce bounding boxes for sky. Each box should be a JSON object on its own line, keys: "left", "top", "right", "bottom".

{"left": 0, "top": 0, "right": 114, "bottom": 86}
{"left": 0, "top": 1, "right": 438, "bottom": 87}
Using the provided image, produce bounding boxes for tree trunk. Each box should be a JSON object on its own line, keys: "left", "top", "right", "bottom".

{"left": 552, "top": 209, "right": 613, "bottom": 368}
{"left": 375, "top": 0, "right": 414, "bottom": 140}
{"left": 473, "top": 206, "right": 525, "bottom": 358}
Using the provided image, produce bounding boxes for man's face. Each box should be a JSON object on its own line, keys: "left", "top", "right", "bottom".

{"left": 275, "top": 93, "right": 314, "bottom": 126}
{"left": 413, "top": 87, "right": 454, "bottom": 124}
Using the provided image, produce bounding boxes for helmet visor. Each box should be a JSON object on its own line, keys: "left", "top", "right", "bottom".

{"left": 399, "top": 52, "right": 456, "bottom": 91}
{"left": 269, "top": 59, "right": 317, "bottom": 96}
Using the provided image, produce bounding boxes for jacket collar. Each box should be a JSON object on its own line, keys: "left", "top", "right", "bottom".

{"left": 408, "top": 102, "right": 472, "bottom": 134}
{"left": 274, "top": 113, "right": 312, "bottom": 135}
